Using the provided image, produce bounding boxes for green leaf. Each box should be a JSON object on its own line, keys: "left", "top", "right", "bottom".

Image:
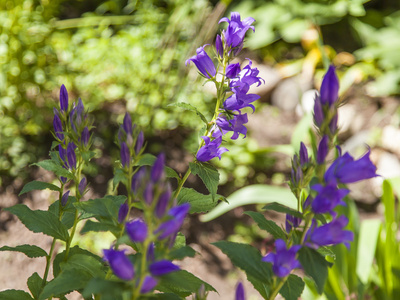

{"left": 135, "top": 153, "right": 180, "bottom": 180}
{"left": 0, "top": 245, "right": 47, "bottom": 258}
{"left": 356, "top": 219, "right": 381, "bottom": 284}
{"left": 74, "top": 195, "right": 126, "bottom": 221}
{"left": 60, "top": 254, "right": 105, "bottom": 277}
{"left": 113, "top": 168, "right": 126, "bottom": 190}
{"left": 244, "top": 211, "right": 286, "bottom": 240}
{"left": 19, "top": 181, "right": 60, "bottom": 196}
{"left": 263, "top": 202, "right": 302, "bottom": 219}
{"left": 27, "top": 272, "right": 43, "bottom": 300}
{"left": 279, "top": 274, "right": 305, "bottom": 300}
{"left": 142, "top": 293, "right": 182, "bottom": 300}
{"left": 4, "top": 204, "right": 69, "bottom": 242}
{"left": 189, "top": 162, "right": 219, "bottom": 200}
{"left": 168, "top": 102, "right": 208, "bottom": 124}
{"left": 48, "top": 199, "right": 77, "bottom": 229}
{"left": 213, "top": 241, "right": 273, "bottom": 285}
{"left": 247, "top": 275, "right": 270, "bottom": 299}
{"left": 0, "top": 290, "right": 34, "bottom": 300}
{"left": 82, "top": 278, "right": 128, "bottom": 300}
{"left": 298, "top": 247, "right": 329, "bottom": 294}
{"left": 80, "top": 220, "right": 120, "bottom": 235}
{"left": 32, "top": 160, "right": 73, "bottom": 179}
{"left": 157, "top": 270, "right": 216, "bottom": 297}
{"left": 177, "top": 187, "right": 221, "bottom": 213}
{"left": 169, "top": 246, "right": 196, "bottom": 260}
{"left": 201, "top": 184, "right": 297, "bottom": 222}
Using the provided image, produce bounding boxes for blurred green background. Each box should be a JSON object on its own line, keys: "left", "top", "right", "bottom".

{"left": 1, "top": 0, "right": 400, "bottom": 187}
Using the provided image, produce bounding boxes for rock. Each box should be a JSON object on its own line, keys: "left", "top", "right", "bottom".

{"left": 271, "top": 75, "right": 311, "bottom": 111}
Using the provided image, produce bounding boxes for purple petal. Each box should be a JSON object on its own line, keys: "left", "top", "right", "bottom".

{"left": 140, "top": 276, "right": 158, "bottom": 293}
{"left": 60, "top": 84, "right": 68, "bottom": 112}
{"left": 320, "top": 65, "right": 339, "bottom": 106}
{"left": 103, "top": 249, "right": 134, "bottom": 280}
{"left": 151, "top": 153, "right": 165, "bottom": 182}
{"left": 126, "top": 219, "right": 148, "bottom": 243}
{"left": 149, "top": 260, "right": 180, "bottom": 276}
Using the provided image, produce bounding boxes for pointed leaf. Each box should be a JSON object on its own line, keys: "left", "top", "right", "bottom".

{"left": 27, "top": 272, "right": 43, "bottom": 300}
{"left": 177, "top": 187, "right": 221, "bottom": 213}
{"left": 0, "top": 245, "right": 47, "bottom": 258}
{"left": 168, "top": 102, "right": 208, "bottom": 124}
{"left": 189, "top": 162, "right": 219, "bottom": 200}
{"left": 74, "top": 195, "right": 126, "bottom": 221}
{"left": 4, "top": 205, "right": 69, "bottom": 242}
{"left": 0, "top": 290, "right": 34, "bottom": 300}
{"left": 247, "top": 274, "right": 270, "bottom": 299}
{"left": 298, "top": 247, "right": 329, "bottom": 294}
{"left": 48, "top": 199, "right": 77, "bottom": 229}
{"left": 19, "top": 181, "right": 60, "bottom": 196}
{"left": 263, "top": 202, "right": 302, "bottom": 219}
{"left": 245, "top": 211, "right": 286, "bottom": 239}
{"left": 82, "top": 278, "right": 128, "bottom": 299}
{"left": 279, "top": 274, "right": 305, "bottom": 300}
{"left": 32, "top": 160, "right": 73, "bottom": 179}
{"left": 80, "top": 220, "right": 120, "bottom": 235}
{"left": 60, "top": 254, "right": 105, "bottom": 277}
{"left": 169, "top": 246, "right": 196, "bottom": 260}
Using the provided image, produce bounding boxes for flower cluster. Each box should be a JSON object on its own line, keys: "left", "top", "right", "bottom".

{"left": 186, "top": 12, "right": 263, "bottom": 162}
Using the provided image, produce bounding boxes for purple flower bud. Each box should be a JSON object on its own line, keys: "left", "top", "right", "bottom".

{"left": 123, "top": 113, "right": 133, "bottom": 136}
{"left": 67, "top": 143, "right": 76, "bottom": 170}
{"left": 120, "top": 142, "right": 130, "bottom": 167}
{"left": 235, "top": 282, "right": 245, "bottom": 300}
{"left": 61, "top": 177, "right": 67, "bottom": 184}
{"left": 215, "top": 34, "right": 223, "bottom": 58}
{"left": 61, "top": 191, "right": 70, "bottom": 207}
{"left": 69, "top": 108, "right": 77, "bottom": 133}
{"left": 226, "top": 63, "right": 241, "bottom": 79}
{"left": 155, "top": 203, "right": 190, "bottom": 239}
{"left": 311, "top": 183, "right": 349, "bottom": 214}
{"left": 78, "top": 177, "right": 86, "bottom": 195}
{"left": 329, "top": 113, "right": 338, "bottom": 134}
{"left": 53, "top": 114, "right": 64, "bottom": 140}
{"left": 196, "top": 136, "right": 228, "bottom": 162}
{"left": 285, "top": 214, "right": 302, "bottom": 233}
{"left": 299, "top": 142, "right": 309, "bottom": 166}
{"left": 126, "top": 219, "right": 148, "bottom": 243}
{"left": 151, "top": 153, "right": 165, "bottom": 182}
{"left": 313, "top": 94, "right": 324, "bottom": 127}
{"left": 147, "top": 243, "right": 155, "bottom": 262}
{"left": 140, "top": 276, "right": 158, "bottom": 293}
{"left": 219, "top": 12, "right": 255, "bottom": 50}
{"left": 135, "top": 131, "right": 144, "bottom": 155}
{"left": 131, "top": 167, "right": 145, "bottom": 193}
{"left": 156, "top": 184, "right": 171, "bottom": 218}
{"left": 59, "top": 144, "right": 67, "bottom": 165}
{"left": 143, "top": 183, "right": 154, "bottom": 205}
{"left": 185, "top": 45, "right": 216, "bottom": 78}
{"left": 60, "top": 84, "right": 68, "bottom": 112}
{"left": 149, "top": 260, "right": 180, "bottom": 276}
{"left": 103, "top": 249, "right": 134, "bottom": 280}
{"left": 320, "top": 65, "right": 339, "bottom": 106}
{"left": 118, "top": 202, "right": 129, "bottom": 223}
{"left": 81, "top": 127, "right": 90, "bottom": 147}
{"left": 317, "top": 135, "right": 329, "bottom": 164}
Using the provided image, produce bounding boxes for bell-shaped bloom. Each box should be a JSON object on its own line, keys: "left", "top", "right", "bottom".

{"left": 67, "top": 142, "right": 76, "bottom": 170}
{"left": 226, "top": 63, "right": 241, "bottom": 79}
{"left": 118, "top": 202, "right": 129, "bottom": 223}
{"left": 120, "top": 142, "right": 130, "bottom": 167}
{"left": 103, "top": 249, "right": 134, "bottom": 280}
{"left": 60, "top": 84, "right": 68, "bottom": 112}
{"left": 311, "top": 183, "right": 349, "bottom": 214}
{"left": 320, "top": 65, "right": 339, "bottom": 106}
{"left": 306, "top": 216, "right": 354, "bottom": 249}
{"left": 149, "top": 260, "right": 180, "bottom": 276}
{"left": 155, "top": 203, "right": 190, "bottom": 239}
{"left": 324, "top": 151, "right": 378, "bottom": 184}
{"left": 262, "top": 239, "right": 301, "bottom": 278}
{"left": 216, "top": 114, "right": 248, "bottom": 140}
{"left": 235, "top": 282, "right": 245, "bottom": 300}
{"left": 151, "top": 153, "right": 165, "bottom": 182}
{"left": 135, "top": 131, "right": 144, "bottom": 155}
{"left": 53, "top": 114, "right": 64, "bottom": 140}
{"left": 185, "top": 45, "right": 216, "bottom": 78}
{"left": 156, "top": 184, "right": 172, "bottom": 218}
{"left": 215, "top": 34, "right": 223, "bottom": 58}
{"left": 233, "top": 59, "right": 264, "bottom": 87}
{"left": 316, "top": 135, "right": 329, "bottom": 164}
{"left": 140, "top": 276, "right": 158, "bottom": 293}
{"left": 224, "top": 82, "right": 260, "bottom": 112}
{"left": 299, "top": 142, "right": 309, "bottom": 166}
{"left": 126, "top": 219, "right": 148, "bottom": 243}
{"left": 196, "top": 136, "right": 228, "bottom": 162}
{"left": 219, "top": 12, "right": 255, "bottom": 50}
{"left": 78, "top": 177, "right": 86, "bottom": 195}
{"left": 123, "top": 113, "right": 133, "bottom": 136}
{"left": 61, "top": 191, "right": 70, "bottom": 207}
{"left": 285, "top": 214, "right": 302, "bottom": 233}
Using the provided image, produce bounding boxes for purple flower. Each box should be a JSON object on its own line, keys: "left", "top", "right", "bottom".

{"left": 320, "top": 65, "right": 339, "bottom": 106}
{"left": 324, "top": 151, "right": 378, "bottom": 184}
{"left": 120, "top": 142, "right": 130, "bottom": 167}
{"left": 131, "top": 167, "right": 145, "bottom": 193}
{"left": 147, "top": 243, "right": 155, "bottom": 262}
{"left": 317, "top": 135, "right": 329, "bottom": 164}
{"left": 156, "top": 184, "right": 171, "bottom": 218}
{"left": 123, "top": 113, "right": 133, "bottom": 136}
{"left": 185, "top": 45, "right": 216, "bottom": 78}
{"left": 155, "top": 203, "right": 190, "bottom": 239}
{"left": 135, "top": 131, "right": 144, "bottom": 155}
{"left": 149, "top": 260, "right": 180, "bottom": 276}
{"left": 226, "top": 63, "right": 241, "bottom": 79}
{"left": 126, "top": 219, "right": 148, "bottom": 243}
{"left": 78, "top": 177, "right": 86, "bottom": 195}
{"left": 215, "top": 34, "right": 223, "bottom": 58}
{"left": 262, "top": 239, "right": 301, "bottom": 278}
{"left": 219, "top": 12, "right": 255, "bottom": 50}
{"left": 313, "top": 94, "right": 324, "bottom": 127}
{"left": 285, "top": 214, "right": 302, "bottom": 233}
{"left": 60, "top": 84, "right": 68, "bottom": 112}
{"left": 216, "top": 114, "right": 248, "bottom": 140}
{"left": 118, "top": 202, "right": 129, "bottom": 223}
{"left": 81, "top": 127, "right": 90, "bottom": 147}
{"left": 306, "top": 216, "right": 354, "bottom": 249}
{"left": 53, "top": 114, "right": 64, "bottom": 140}
{"left": 143, "top": 183, "right": 154, "bottom": 205}
{"left": 140, "top": 276, "right": 158, "bottom": 293}
{"left": 151, "top": 153, "right": 165, "bottom": 182}
{"left": 103, "top": 249, "right": 134, "bottom": 280}
{"left": 196, "top": 136, "right": 228, "bottom": 162}
{"left": 311, "top": 183, "right": 349, "bottom": 214}
{"left": 329, "top": 113, "right": 338, "bottom": 134}
{"left": 59, "top": 144, "right": 67, "bottom": 165}
{"left": 235, "top": 282, "right": 245, "bottom": 300}
{"left": 61, "top": 191, "right": 70, "bottom": 207}
{"left": 223, "top": 82, "right": 260, "bottom": 112}
{"left": 299, "top": 142, "right": 309, "bottom": 166}
{"left": 234, "top": 59, "right": 264, "bottom": 87}
{"left": 67, "top": 143, "right": 76, "bottom": 170}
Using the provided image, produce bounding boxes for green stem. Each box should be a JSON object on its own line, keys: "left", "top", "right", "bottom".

{"left": 41, "top": 238, "right": 57, "bottom": 289}
{"left": 268, "top": 277, "right": 288, "bottom": 300}
{"left": 173, "top": 168, "right": 191, "bottom": 199}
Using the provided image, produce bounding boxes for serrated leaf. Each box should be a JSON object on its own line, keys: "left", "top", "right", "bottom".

{"left": 74, "top": 195, "right": 126, "bottom": 222}
{"left": 213, "top": 241, "right": 273, "bottom": 285}
{"left": 279, "top": 274, "right": 305, "bottom": 300}
{"left": 298, "top": 247, "right": 329, "bottom": 294}
{"left": 80, "top": 220, "right": 121, "bottom": 235}
{"left": 48, "top": 198, "right": 77, "bottom": 229}
{"left": 168, "top": 102, "right": 208, "bottom": 124}
{"left": 0, "top": 290, "right": 34, "bottom": 300}
{"left": 27, "top": 272, "right": 43, "bottom": 300}
{"left": 82, "top": 278, "right": 128, "bottom": 299}
{"left": 189, "top": 162, "right": 219, "bottom": 200}
{"left": 263, "top": 202, "right": 302, "bottom": 219}
{"left": 177, "top": 187, "right": 221, "bottom": 213}
{"left": 317, "top": 246, "right": 336, "bottom": 260}
{"left": 169, "top": 246, "right": 196, "bottom": 260}
{"left": 245, "top": 211, "right": 286, "bottom": 240}
{"left": 60, "top": 254, "right": 105, "bottom": 277}
{"left": 157, "top": 270, "right": 216, "bottom": 297}
{"left": 201, "top": 185, "right": 296, "bottom": 222}
{"left": 135, "top": 154, "right": 180, "bottom": 180}
{"left": 19, "top": 181, "right": 60, "bottom": 196}
{"left": 247, "top": 274, "right": 270, "bottom": 299}
{"left": 32, "top": 160, "right": 73, "bottom": 179}
{"left": 113, "top": 168, "right": 127, "bottom": 190}
{"left": 5, "top": 205, "right": 69, "bottom": 242}
{"left": 0, "top": 245, "right": 47, "bottom": 258}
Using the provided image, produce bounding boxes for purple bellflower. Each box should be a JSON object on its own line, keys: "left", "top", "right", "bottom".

{"left": 67, "top": 142, "right": 76, "bottom": 170}
{"left": 262, "top": 239, "right": 301, "bottom": 278}
{"left": 235, "top": 282, "right": 245, "bottom": 300}
{"left": 216, "top": 114, "right": 248, "bottom": 140}
{"left": 78, "top": 177, "right": 86, "bottom": 195}
{"left": 156, "top": 184, "right": 172, "bottom": 218}
{"left": 81, "top": 127, "right": 90, "bottom": 147}
{"left": 140, "top": 276, "right": 158, "bottom": 293}
{"left": 135, "top": 131, "right": 144, "bottom": 155}
{"left": 123, "top": 113, "right": 133, "bottom": 136}
{"left": 311, "top": 183, "right": 349, "bottom": 215}
{"left": 285, "top": 214, "right": 302, "bottom": 233}
{"left": 233, "top": 59, "right": 264, "bottom": 87}
{"left": 299, "top": 142, "right": 309, "bottom": 166}
{"left": 103, "top": 248, "right": 135, "bottom": 281}
{"left": 126, "top": 219, "right": 148, "bottom": 243}
{"left": 118, "top": 202, "right": 129, "bottom": 223}
{"left": 224, "top": 81, "right": 260, "bottom": 112}
{"left": 61, "top": 191, "right": 70, "bottom": 207}
{"left": 197, "top": 136, "right": 228, "bottom": 162}
{"left": 185, "top": 45, "right": 216, "bottom": 78}
{"left": 53, "top": 114, "right": 64, "bottom": 140}
{"left": 226, "top": 63, "right": 241, "bottom": 79}
{"left": 60, "top": 84, "right": 68, "bottom": 112}
{"left": 120, "top": 142, "right": 130, "bottom": 167}
{"left": 313, "top": 94, "right": 324, "bottom": 128}
{"left": 215, "top": 34, "right": 223, "bottom": 58}
{"left": 306, "top": 216, "right": 354, "bottom": 249}
{"left": 151, "top": 153, "right": 165, "bottom": 183}
{"left": 320, "top": 65, "right": 339, "bottom": 106}
{"left": 149, "top": 260, "right": 180, "bottom": 276}
{"left": 219, "top": 12, "right": 255, "bottom": 50}
{"left": 324, "top": 150, "right": 378, "bottom": 184}
{"left": 155, "top": 203, "right": 190, "bottom": 240}
{"left": 316, "top": 135, "right": 329, "bottom": 164}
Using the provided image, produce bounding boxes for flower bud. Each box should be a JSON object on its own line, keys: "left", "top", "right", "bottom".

{"left": 60, "top": 84, "right": 68, "bottom": 112}
{"left": 143, "top": 183, "right": 154, "bottom": 205}
{"left": 140, "top": 276, "right": 157, "bottom": 293}
{"left": 61, "top": 190, "right": 70, "bottom": 206}
{"left": 151, "top": 153, "right": 165, "bottom": 182}
{"left": 53, "top": 114, "right": 64, "bottom": 140}
{"left": 78, "top": 177, "right": 87, "bottom": 195}
{"left": 155, "top": 184, "right": 171, "bottom": 218}
{"left": 123, "top": 113, "right": 133, "bottom": 136}
{"left": 299, "top": 142, "right": 309, "bottom": 166}
{"left": 317, "top": 135, "right": 329, "bottom": 164}
{"left": 320, "top": 65, "right": 339, "bottom": 106}
{"left": 149, "top": 260, "right": 180, "bottom": 276}
{"left": 131, "top": 167, "right": 145, "bottom": 193}
{"left": 67, "top": 142, "right": 76, "bottom": 170}
{"left": 118, "top": 202, "right": 129, "bottom": 223}
{"left": 81, "top": 127, "right": 90, "bottom": 147}
{"left": 226, "top": 63, "right": 241, "bottom": 79}
{"left": 103, "top": 248, "right": 135, "bottom": 280}
{"left": 135, "top": 131, "right": 144, "bottom": 155}
{"left": 126, "top": 219, "right": 148, "bottom": 242}
{"left": 120, "top": 142, "right": 130, "bottom": 167}
{"left": 215, "top": 34, "right": 223, "bottom": 59}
